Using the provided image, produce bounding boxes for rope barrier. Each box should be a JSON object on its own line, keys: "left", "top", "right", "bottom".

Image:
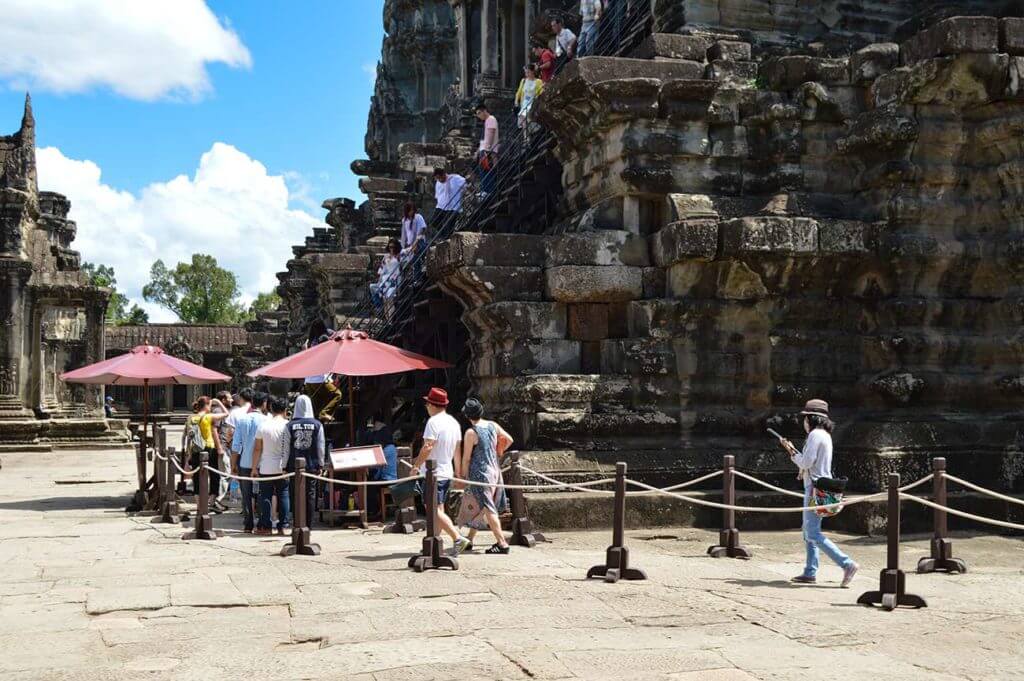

{"left": 900, "top": 493, "right": 1024, "bottom": 531}
{"left": 624, "top": 479, "right": 887, "bottom": 513}
{"left": 732, "top": 471, "right": 935, "bottom": 498}
{"left": 300, "top": 470, "right": 424, "bottom": 487}
{"left": 168, "top": 455, "right": 190, "bottom": 475}
{"left": 448, "top": 474, "right": 616, "bottom": 492}
{"left": 519, "top": 466, "right": 618, "bottom": 494}
{"left": 943, "top": 474, "right": 1024, "bottom": 508}
{"left": 201, "top": 464, "right": 294, "bottom": 482}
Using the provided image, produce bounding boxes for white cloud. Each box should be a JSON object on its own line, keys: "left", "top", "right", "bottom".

{"left": 38, "top": 143, "right": 323, "bottom": 323}
{"left": 0, "top": 0, "right": 251, "bottom": 100}
{"left": 362, "top": 62, "right": 379, "bottom": 86}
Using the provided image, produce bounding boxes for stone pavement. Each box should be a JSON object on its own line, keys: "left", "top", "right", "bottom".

{"left": 1, "top": 448, "right": 1023, "bottom": 680}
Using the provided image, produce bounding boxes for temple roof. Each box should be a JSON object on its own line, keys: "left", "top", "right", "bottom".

{"left": 105, "top": 324, "right": 249, "bottom": 354}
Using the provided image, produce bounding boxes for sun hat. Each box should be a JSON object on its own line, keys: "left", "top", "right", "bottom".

{"left": 462, "top": 397, "right": 484, "bottom": 420}
{"left": 423, "top": 387, "right": 449, "bottom": 407}
{"left": 800, "top": 399, "right": 830, "bottom": 417}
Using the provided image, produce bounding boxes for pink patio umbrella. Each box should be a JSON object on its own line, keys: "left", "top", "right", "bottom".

{"left": 62, "top": 344, "right": 231, "bottom": 510}
{"left": 247, "top": 329, "right": 451, "bottom": 444}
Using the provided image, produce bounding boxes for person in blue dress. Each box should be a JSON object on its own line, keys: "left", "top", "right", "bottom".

{"left": 453, "top": 398, "right": 513, "bottom": 555}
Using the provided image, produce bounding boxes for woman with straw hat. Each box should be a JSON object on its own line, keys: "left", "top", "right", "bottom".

{"left": 777, "top": 399, "right": 859, "bottom": 587}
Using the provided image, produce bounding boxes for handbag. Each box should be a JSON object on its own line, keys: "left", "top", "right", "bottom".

{"left": 810, "top": 476, "right": 847, "bottom": 517}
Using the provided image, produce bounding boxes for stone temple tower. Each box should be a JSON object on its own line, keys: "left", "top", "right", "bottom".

{"left": 0, "top": 95, "right": 129, "bottom": 451}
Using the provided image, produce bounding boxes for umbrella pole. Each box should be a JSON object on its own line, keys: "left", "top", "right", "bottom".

{"left": 348, "top": 377, "right": 355, "bottom": 446}
{"left": 130, "top": 379, "right": 148, "bottom": 512}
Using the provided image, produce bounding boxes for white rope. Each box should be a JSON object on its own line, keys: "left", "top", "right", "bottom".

{"left": 168, "top": 456, "right": 191, "bottom": 474}
{"left": 202, "top": 464, "right": 294, "bottom": 482}
{"left": 448, "top": 474, "right": 616, "bottom": 492}
{"left": 300, "top": 471, "right": 424, "bottom": 487}
{"left": 153, "top": 450, "right": 168, "bottom": 461}
{"left": 624, "top": 479, "right": 886, "bottom": 513}
{"left": 516, "top": 467, "right": 618, "bottom": 494}
{"left": 901, "top": 493, "right": 1024, "bottom": 531}
{"left": 943, "top": 474, "right": 1024, "bottom": 508}
{"left": 732, "top": 471, "right": 934, "bottom": 498}
{"left": 732, "top": 471, "right": 805, "bottom": 498}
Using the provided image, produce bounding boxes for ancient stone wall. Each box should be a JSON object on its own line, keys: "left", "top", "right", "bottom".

{"left": 429, "top": 16, "right": 1024, "bottom": 494}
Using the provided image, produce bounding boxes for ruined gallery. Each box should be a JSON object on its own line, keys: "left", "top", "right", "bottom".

{"left": 5, "top": 1, "right": 1024, "bottom": 528}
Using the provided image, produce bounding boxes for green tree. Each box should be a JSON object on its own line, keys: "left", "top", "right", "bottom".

{"left": 247, "top": 290, "right": 281, "bottom": 319}
{"left": 142, "top": 254, "right": 246, "bottom": 324}
{"left": 81, "top": 262, "right": 149, "bottom": 325}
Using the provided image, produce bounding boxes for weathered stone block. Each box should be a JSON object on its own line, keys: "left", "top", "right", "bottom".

{"left": 872, "top": 54, "right": 1009, "bottom": 107}
{"left": 465, "top": 302, "right": 567, "bottom": 340}
{"left": 709, "top": 124, "right": 748, "bottom": 157}
{"left": 817, "top": 219, "right": 877, "bottom": 254}
{"left": 642, "top": 267, "right": 666, "bottom": 298}
{"left": 357, "top": 176, "right": 407, "bottom": 193}
{"left": 850, "top": 43, "right": 900, "bottom": 83}
{"left": 836, "top": 104, "right": 918, "bottom": 153}
{"left": 761, "top": 56, "right": 850, "bottom": 90}
{"left": 1001, "top": 18, "right": 1024, "bottom": 55}
{"left": 706, "top": 59, "right": 759, "bottom": 84}
{"left": 509, "top": 340, "right": 581, "bottom": 375}
{"left": 632, "top": 33, "right": 711, "bottom": 62}
{"left": 568, "top": 303, "right": 609, "bottom": 341}
{"left": 546, "top": 231, "right": 650, "bottom": 267}
{"left": 430, "top": 232, "right": 548, "bottom": 271}
{"left": 707, "top": 40, "right": 751, "bottom": 62}
{"left": 719, "top": 217, "right": 817, "bottom": 255}
{"left": 545, "top": 265, "right": 644, "bottom": 303}
{"left": 658, "top": 79, "right": 719, "bottom": 121}
{"left": 601, "top": 338, "right": 677, "bottom": 375}
{"left": 901, "top": 16, "right": 998, "bottom": 65}
{"left": 440, "top": 266, "right": 543, "bottom": 306}
{"left": 650, "top": 219, "right": 719, "bottom": 266}
{"left": 665, "top": 193, "right": 718, "bottom": 221}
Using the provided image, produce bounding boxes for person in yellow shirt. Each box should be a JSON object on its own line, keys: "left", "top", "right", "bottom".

{"left": 182, "top": 395, "right": 231, "bottom": 512}
{"left": 515, "top": 63, "right": 543, "bottom": 133}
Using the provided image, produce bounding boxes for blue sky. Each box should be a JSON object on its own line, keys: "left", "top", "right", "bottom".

{"left": 0, "top": 0, "right": 385, "bottom": 321}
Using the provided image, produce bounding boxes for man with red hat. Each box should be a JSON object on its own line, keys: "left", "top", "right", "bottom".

{"left": 412, "top": 387, "right": 469, "bottom": 552}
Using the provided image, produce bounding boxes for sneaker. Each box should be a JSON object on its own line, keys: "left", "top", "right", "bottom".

{"left": 841, "top": 562, "right": 859, "bottom": 588}
{"left": 485, "top": 543, "right": 510, "bottom": 555}
{"left": 449, "top": 536, "right": 471, "bottom": 556}
{"left": 791, "top": 574, "right": 816, "bottom": 584}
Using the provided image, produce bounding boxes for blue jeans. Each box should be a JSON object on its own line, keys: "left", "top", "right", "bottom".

{"left": 258, "top": 477, "right": 291, "bottom": 530}
{"left": 802, "top": 487, "right": 852, "bottom": 577}
{"left": 578, "top": 22, "right": 597, "bottom": 56}
{"left": 239, "top": 466, "right": 255, "bottom": 531}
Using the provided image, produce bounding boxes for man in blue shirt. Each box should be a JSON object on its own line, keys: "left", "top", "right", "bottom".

{"left": 230, "top": 391, "right": 268, "bottom": 533}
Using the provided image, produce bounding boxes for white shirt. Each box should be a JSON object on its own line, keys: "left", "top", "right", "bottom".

{"left": 401, "top": 213, "right": 427, "bottom": 250}
{"left": 225, "top": 405, "right": 249, "bottom": 430}
{"left": 421, "top": 411, "right": 461, "bottom": 480}
{"left": 434, "top": 174, "right": 466, "bottom": 212}
{"left": 256, "top": 415, "right": 289, "bottom": 475}
{"left": 555, "top": 27, "right": 576, "bottom": 56}
{"left": 792, "top": 428, "right": 834, "bottom": 489}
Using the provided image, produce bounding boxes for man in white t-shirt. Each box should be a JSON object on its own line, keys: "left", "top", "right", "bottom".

{"left": 411, "top": 387, "right": 468, "bottom": 552}
{"left": 252, "top": 396, "right": 291, "bottom": 535}
{"left": 552, "top": 17, "right": 577, "bottom": 59}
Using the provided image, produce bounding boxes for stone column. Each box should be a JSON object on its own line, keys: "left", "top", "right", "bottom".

{"left": 480, "top": 0, "right": 500, "bottom": 81}
{"left": 524, "top": 0, "right": 533, "bottom": 59}
{"left": 453, "top": 0, "right": 471, "bottom": 96}
{"left": 501, "top": 1, "right": 514, "bottom": 89}
{"left": 0, "top": 260, "right": 33, "bottom": 418}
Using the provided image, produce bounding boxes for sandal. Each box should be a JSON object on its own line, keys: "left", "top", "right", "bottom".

{"left": 485, "top": 543, "right": 510, "bottom": 555}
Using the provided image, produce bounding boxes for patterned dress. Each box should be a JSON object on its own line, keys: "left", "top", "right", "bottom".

{"left": 456, "top": 422, "right": 505, "bottom": 530}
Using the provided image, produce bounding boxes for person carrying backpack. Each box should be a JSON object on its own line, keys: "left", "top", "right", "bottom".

{"left": 182, "top": 395, "right": 231, "bottom": 513}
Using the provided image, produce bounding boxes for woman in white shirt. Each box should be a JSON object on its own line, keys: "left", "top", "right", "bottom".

{"left": 369, "top": 238, "right": 402, "bottom": 319}
{"left": 778, "top": 399, "right": 859, "bottom": 587}
{"left": 400, "top": 202, "right": 427, "bottom": 257}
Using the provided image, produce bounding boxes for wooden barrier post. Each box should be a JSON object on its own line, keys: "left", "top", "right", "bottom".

{"left": 508, "top": 451, "right": 545, "bottom": 547}
{"left": 586, "top": 462, "right": 647, "bottom": 583}
{"left": 408, "top": 460, "right": 458, "bottom": 571}
{"left": 917, "top": 458, "right": 967, "bottom": 574}
{"left": 156, "top": 446, "right": 178, "bottom": 524}
{"left": 282, "top": 459, "right": 322, "bottom": 556}
{"left": 857, "top": 473, "right": 926, "bottom": 610}
{"left": 182, "top": 452, "right": 221, "bottom": 540}
{"left": 707, "top": 454, "right": 752, "bottom": 559}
